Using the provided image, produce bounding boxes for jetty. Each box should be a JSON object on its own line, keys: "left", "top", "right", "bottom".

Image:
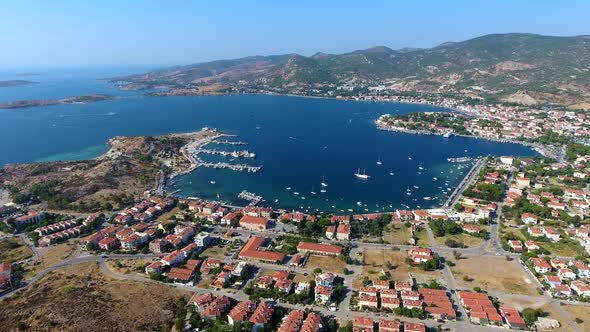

{"left": 199, "top": 149, "right": 256, "bottom": 158}
{"left": 199, "top": 162, "right": 261, "bottom": 172}
{"left": 443, "top": 157, "right": 484, "bottom": 207}
{"left": 238, "top": 190, "right": 263, "bottom": 205}
{"left": 216, "top": 140, "right": 248, "bottom": 146}
{"left": 447, "top": 157, "right": 475, "bottom": 163}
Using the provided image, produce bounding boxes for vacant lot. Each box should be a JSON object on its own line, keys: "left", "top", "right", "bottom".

{"left": 156, "top": 207, "right": 181, "bottom": 221}
{"left": 435, "top": 232, "right": 485, "bottom": 248}
{"left": 305, "top": 255, "right": 346, "bottom": 273}
{"left": 0, "top": 262, "right": 190, "bottom": 332}
{"left": 24, "top": 242, "right": 77, "bottom": 278}
{"left": 500, "top": 226, "right": 526, "bottom": 240}
{"left": 543, "top": 239, "right": 585, "bottom": 257}
{"left": 414, "top": 229, "right": 430, "bottom": 246}
{"left": 0, "top": 237, "right": 33, "bottom": 263}
{"left": 451, "top": 256, "right": 538, "bottom": 295}
{"left": 537, "top": 303, "right": 576, "bottom": 332}
{"left": 383, "top": 223, "right": 412, "bottom": 245}
{"left": 200, "top": 243, "right": 229, "bottom": 259}
{"left": 352, "top": 249, "right": 444, "bottom": 288}
{"left": 106, "top": 259, "right": 153, "bottom": 276}
{"left": 561, "top": 304, "right": 590, "bottom": 332}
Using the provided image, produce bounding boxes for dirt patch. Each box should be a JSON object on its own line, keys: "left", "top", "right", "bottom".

{"left": 200, "top": 243, "right": 230, "bottom": 259}
{"left": 561, "top": 304, "right": 590, "bottom": 332}
{"left": 0, "top": 262, "right": 189, "bottom": 332}
{"left": 435, "top": 233, "right": 485, "bottom": 248}
{"left": 451, "top": 256, "right": 537, "bottom": 295}
{"left": 537, "top": 303, "right": 576, "bottom": 332}
{"left": 383, "top": 223, "right": 412, "bottom": 245}
{"left": 106, "top": 259, "right": 153, "bottom": 276}
{"left": 305, "top": 255, "right": 346, "bottom": 273}
{"left": 352, "top": 249, "right": 443, "bottom": 288}
{"left": 0, "top": 237, "right": 34, "bottom": 263}
{"left": 24, "top": 242, "right": 77, "bottom": 278}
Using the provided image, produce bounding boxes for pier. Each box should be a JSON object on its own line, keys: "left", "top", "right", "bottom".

{"left": 199, "top": 149, "right": 256, "bottom": 158}
{"left": 443, "top": 157, "right": 484, "bottom": 207}
{"left": 216, "top": 140, "right": 248, "bottom": 146}
{"left": 199, "top": 162, "right": 261, "bottom": 172}
{"left": 238, "top": 190, "right": 263, "bottom": 205}
{"left": 447, "top": 157, "right": 475, "bottom": 163}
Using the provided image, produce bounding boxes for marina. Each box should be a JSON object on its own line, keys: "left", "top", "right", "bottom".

{"left": 238, "top": 190, "right": 263, "bottom": 205}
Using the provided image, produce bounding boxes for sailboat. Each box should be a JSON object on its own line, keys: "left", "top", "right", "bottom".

{"left": 321, "top": 173, "right": 328, "bottom": 187}
{"left": 311, "top": 186, "right": 317, "bottom": 195}
{"left": 354, "top": 168, "right": 370, "bottom": 179}
{"left": 376, "top": 155, "right": 382, "bottom": 165}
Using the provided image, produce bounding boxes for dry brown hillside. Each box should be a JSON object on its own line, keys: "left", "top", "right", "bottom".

{"left": 0, "top": 262, "right": 190, "bottom": 332}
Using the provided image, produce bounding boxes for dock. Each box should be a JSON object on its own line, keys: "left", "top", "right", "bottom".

{"left": 238, "top": 190, "right": 263, "bottom": 205}
{"left": 199, "top": 162, "right": 261, "bottom": 172}
{"left": 199, "top": 149, "right": 256, "bottom": 158}
{"left": 443, "top": 157, "right": 484, "bottom": 207}
{"left": 216, "top": 140, "right": 248, "bottom": 146}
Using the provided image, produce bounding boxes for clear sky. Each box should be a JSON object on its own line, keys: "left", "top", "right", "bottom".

{"left": 1, "top": 0, "right": 588, "bottom": 67}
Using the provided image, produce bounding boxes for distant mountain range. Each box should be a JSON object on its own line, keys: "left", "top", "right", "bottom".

{"left": 114, "top": 33, "right": 590, "bottom": 107}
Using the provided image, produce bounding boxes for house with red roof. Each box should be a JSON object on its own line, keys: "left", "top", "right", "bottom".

{"left": 239, "top": 236, "right": 285, "bottom": 264}
{"left": 531, "top": 258, "right": 552, "bottom": 274}
{"left": 353, "top": 317, "right": 374, "bottom": 332}
{"left": 336, "top": 224, "right": 351, "bottom": 240}
{"left": 521, "top": 213, "right": 538, "bottom": 225}
{"left": 239, "top": 215, "right": 269, "bottom": 231}
{"left": 296, "top": 242, "right": 343, "bottom": 256}
{"left": 499, "top": 306, "right": 526, "bottom": 330}
{"left": 378, "top": 319, "right": 400, "bottom": 332}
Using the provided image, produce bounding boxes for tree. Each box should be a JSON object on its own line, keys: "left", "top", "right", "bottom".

{"left": 338, "top": 322, "right": 353, "bottom": 332}
{"left": 313, "top": 267, "right": 322, "bottom": 274}
{"left": 522, "top": 307, "right": 543, "bottom": 326}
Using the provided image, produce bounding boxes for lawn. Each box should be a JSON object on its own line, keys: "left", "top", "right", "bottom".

{"left": 383, "top": 223, "right": 412, "bottom": 245}
{"left": 435, "top": 232, "right": 485, "bottom": 248}
{"left": 0, "top": 237, "right": 34, "bottom": 263}
{"left": 305, "top": 255, "right": 347, "bottom": 273}
{"left": 450, "top": 255, "right": 538, "bottom": 295}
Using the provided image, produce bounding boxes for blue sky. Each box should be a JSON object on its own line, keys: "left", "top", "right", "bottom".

{"left": 1, "top": 0, "right": 588, "bottom": 67}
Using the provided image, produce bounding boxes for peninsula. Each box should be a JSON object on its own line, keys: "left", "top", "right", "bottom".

{"left": 0, "top": 94, "right": 113, "bottom": 109}
{"left": 0, "top": 128, "right": 222, "bottom": 212}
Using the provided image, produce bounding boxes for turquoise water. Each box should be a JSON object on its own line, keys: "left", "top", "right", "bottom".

{"left": 0, "top": 68, "right": 537, "bottom": 213}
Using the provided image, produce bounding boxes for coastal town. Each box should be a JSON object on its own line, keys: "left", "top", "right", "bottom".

{"left": 1, "top": 142, "right": 590, "bottom": 332}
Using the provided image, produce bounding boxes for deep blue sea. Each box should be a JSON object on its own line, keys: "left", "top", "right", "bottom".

{"left": 0, "top": 68, "right": 537, "bottom": 213}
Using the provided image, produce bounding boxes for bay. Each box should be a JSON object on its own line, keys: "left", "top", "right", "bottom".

{"left": 0, "top": 68, "right": 536, "bottom": 213}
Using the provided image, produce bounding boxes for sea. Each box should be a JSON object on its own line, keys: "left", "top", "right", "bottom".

{"left": 0, "top": 67, "right": 537, "bottom": 213}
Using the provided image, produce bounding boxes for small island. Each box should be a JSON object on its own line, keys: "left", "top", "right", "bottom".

{"left": 0, "top": 94, "right": 113, "bottom": 109}
{"left": 0, "top": 80, "right": 37, "bottom": 88}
